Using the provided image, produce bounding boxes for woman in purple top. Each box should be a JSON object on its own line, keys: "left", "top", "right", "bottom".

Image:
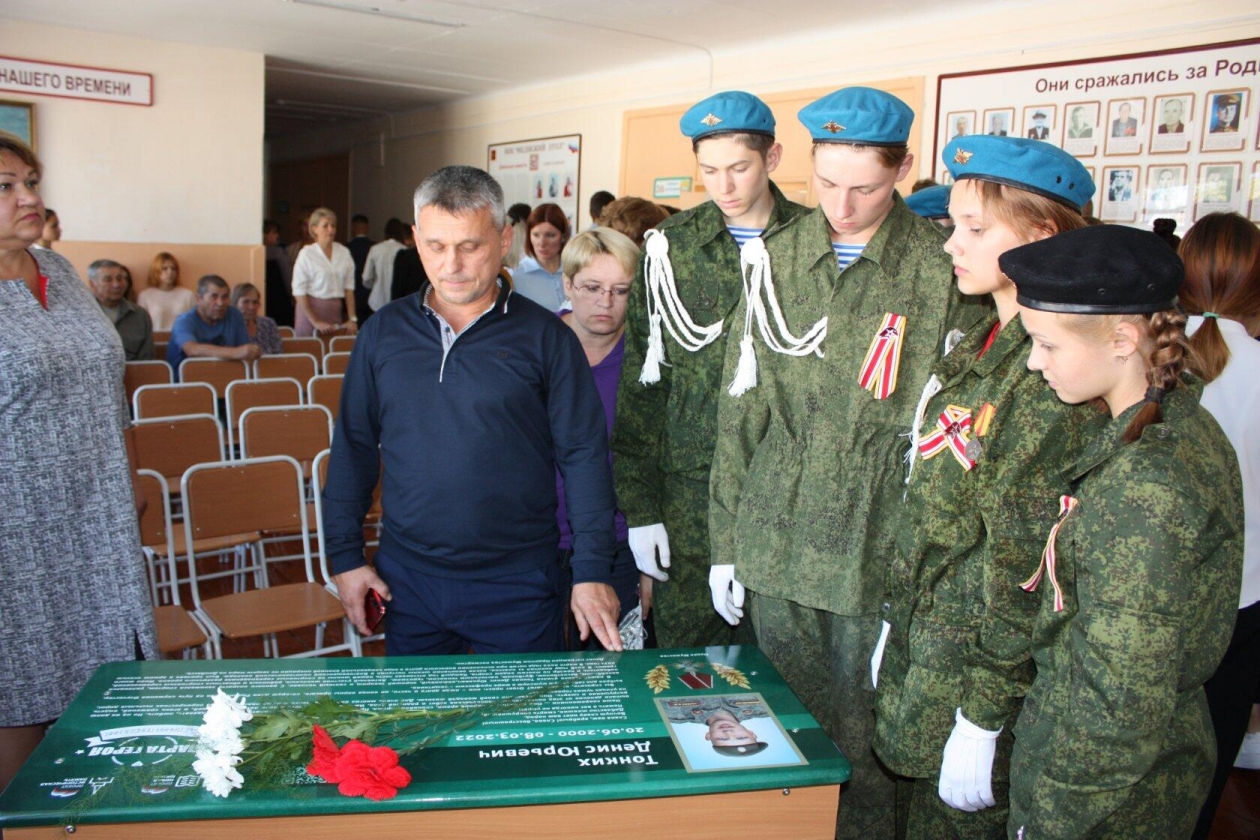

{"left": 554, "top": 228, "right": 642, "bottom": 649}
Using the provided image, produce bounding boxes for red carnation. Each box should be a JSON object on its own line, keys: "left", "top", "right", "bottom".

{"left": 305, "top": 725, "right": 344, "bottom": 783}
{"left": 333, "top": 740, "right": 412, "bottom": 801}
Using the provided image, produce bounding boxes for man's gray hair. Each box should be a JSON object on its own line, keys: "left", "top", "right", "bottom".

{"left": 197, "top": 274, "right": 229, "bottom": 296}
{"left": 86, "top": 258, "right": 123, "bottom": 283}
{"left": 413, "top": 165, "right": 506, "bottom": 229}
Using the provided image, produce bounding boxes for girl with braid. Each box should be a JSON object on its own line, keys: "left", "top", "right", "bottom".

{"left": 873, "top": 136, "right": 1095, "bottom": 840}
{"left": 999, "top": 224, "right": 1244, "bottom": 840}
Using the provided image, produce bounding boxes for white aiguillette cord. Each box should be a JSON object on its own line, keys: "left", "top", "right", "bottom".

{"left": 727, "top": 237, "right": 827, "bottom": 397}
{"left": 638, "top": 229, "right": 724, "bottom": 384}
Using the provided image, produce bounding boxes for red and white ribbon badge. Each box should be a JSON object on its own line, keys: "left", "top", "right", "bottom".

{"left": 858, "top": 313, "right": 906, "bottom": 400}
{"left": 917, "top": 405, "right": 976, "bottom": 471}
{"left": 1020, "top": 495, "right": 1079, "bottom": 612}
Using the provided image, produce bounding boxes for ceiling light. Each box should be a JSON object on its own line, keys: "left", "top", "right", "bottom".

{"left": 284, "top": 0, "right": 465, "bottom": 28}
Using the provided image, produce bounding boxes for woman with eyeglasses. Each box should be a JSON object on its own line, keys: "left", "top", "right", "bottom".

{"left": 552, "top": 228, "right": 643, "bottom": 649}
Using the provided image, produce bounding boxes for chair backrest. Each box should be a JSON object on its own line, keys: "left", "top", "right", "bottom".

{"left": 322, "top": 352, "right": 352, "bottom": 375}
{"left": 239, "top": 405, "right": 334, "bottom": 464}
{"left": 307, "top": 374, "right": 343, "bottom": 421}
{"left": 254, "top": 353, "right": 319, "bottom": 387}
{"left": 318, "top": 328, "right": 349, "bottom": 356}
{"left": 133, "top": 382, "right": 216, "bottom": 420}
{"left": 277, "top": 326, "right": 295, "bottom": 338}
{"left": 281, "top": 338, "right": 324, "bottom": 364}
{"left": 225, "top": 378, "right": 303, "bottom": 443}
{"left": 132, "top": 414, "right": 225, "bottom": 486}
{"left": 135, "top": 469, "right": 180, "bottom": 605}
{"left": 124, "top": 360, "right": 173, "bottom": 406}
{"left": 154, "top": 342, "right": 169, "bottom": 362}
{"left": 152, "top": 330, "right": 173, "bottom": 343}
{"left": 182, "top": 455, "right": 308, "bottom": 546}
{"left": 179, "top": 358, "right": 249, "bottom": 398}
{"left": 329, "top": 335, "right": 356, "bottom": 353}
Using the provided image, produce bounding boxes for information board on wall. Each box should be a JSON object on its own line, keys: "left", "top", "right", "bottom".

{"left": 488, "top": 134, "right": 582, "bottom": 229}
{"left": 935, "top": 39, "right": 1260, "bottom": 228}
{"left": 0, "top": 647, "right": 849, "bottom": 830}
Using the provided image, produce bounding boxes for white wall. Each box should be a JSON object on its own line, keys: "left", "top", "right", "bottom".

{"left": 0, "top": 20, "right": 264, "bottom": 245}
{"left": 273, "top": 0, "right": 1260, "bottom": 231}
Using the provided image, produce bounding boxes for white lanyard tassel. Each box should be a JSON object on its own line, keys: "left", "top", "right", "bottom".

{"left": 638, "top": 230, "right": 724, "bottom": 384}
{"left": 728, "top": 237, "right": 827, "bottom": 397}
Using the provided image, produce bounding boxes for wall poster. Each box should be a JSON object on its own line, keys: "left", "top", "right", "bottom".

{"left": 935, "top": 38, "right": 1260, "bottom": 229}
{"left": 488, "top": 134, "right": 582, "bottom": 230}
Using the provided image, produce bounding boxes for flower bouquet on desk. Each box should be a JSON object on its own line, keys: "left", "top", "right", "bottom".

{"left": 193, "top": 683, "right": 567, "bottom": 801}
{"left": 61, "top": 679, "right": 572, "bottom": 828}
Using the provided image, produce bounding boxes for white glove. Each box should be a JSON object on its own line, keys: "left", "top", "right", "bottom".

{"left": 870, "top": 620, "right": 891, "bottom": 689}
{"left": 628, "top": 524, "right": 671, "bottom": 582}
{"left": 708, "top": 565, "right": 745, "bottom": 626}
{"left": 938, "top": 707, "right": 1001, "bottom": 812}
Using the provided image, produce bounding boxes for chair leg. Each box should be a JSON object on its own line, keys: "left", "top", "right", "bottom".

{"left": 315, "top": 622, "right": 325, "bottom": 651}
{"left": 348, "top": 619, "right": 363, "bottom": 657}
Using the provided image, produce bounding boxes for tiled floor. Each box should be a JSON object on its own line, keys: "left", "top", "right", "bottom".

{"left": 187, "top": 549, "right": 1260, "bottom": 837}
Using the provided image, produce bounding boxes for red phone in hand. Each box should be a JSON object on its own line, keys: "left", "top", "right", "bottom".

{"left": 364, "top": 588, "right": 386, "bottom": 632}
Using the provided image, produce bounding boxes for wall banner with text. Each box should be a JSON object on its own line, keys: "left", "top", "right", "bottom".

{"left": 935, "top": 38, "right": 1260, "bottom": 227}
{"left": 488, "top": 134, "right": 582, "bottom": 230}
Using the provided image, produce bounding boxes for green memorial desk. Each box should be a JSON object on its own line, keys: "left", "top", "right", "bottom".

{"left": 0, "top": 647, "right": 850, "bottom": 839}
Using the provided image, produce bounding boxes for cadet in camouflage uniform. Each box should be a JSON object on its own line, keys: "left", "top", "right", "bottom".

{"left": 872, "top": 136, "right": 1096, "bottom": 840}
{"left": 611, "top": 91, "right": 807, "bottom": 649}
{"left": 707, "top": 87, "right": 989, "bottom": 839}
{"left": 1000, "top": 226, "right": 1244, "bottom": 840}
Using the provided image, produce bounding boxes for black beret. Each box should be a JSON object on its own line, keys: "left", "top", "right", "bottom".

{"left": 1001, "top": 224, "right": 1183, "bottom": 314}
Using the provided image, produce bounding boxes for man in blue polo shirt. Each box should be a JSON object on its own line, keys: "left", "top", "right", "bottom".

{"left": 167, "top": 274, "right": 260, "bottom": 376}
{"left": 322, "top": 165, "right": 622, "bottom": 654}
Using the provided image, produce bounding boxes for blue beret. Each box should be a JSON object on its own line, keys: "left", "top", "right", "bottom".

{"left": 680, "top": 91, "right": 775, "bottom": 141}
{"left": 1000, "top": 225, "right": 1183, "bottom": 315}
{"left": 797, "top": 87, "right": 914, "bottom": 145}
{"left": 942, "top": 135, "right": 1095, "bottom": 211}
{"left": 905, "top": 185, "right": 951, "bottom": 220}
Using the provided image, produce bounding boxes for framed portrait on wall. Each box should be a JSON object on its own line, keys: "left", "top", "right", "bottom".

{"left": 1062, "top": 101, "right": 1099, "bottom": 156}
{"left": 945, "top": 110, "right": 976, "bottom": 142}
{"left": 1101, "top": 165, "right": 1140, "bottom": 222}
{"left": 0, "top": 100, "right": 35, "bottom": 149}
{"left": 1248, "top": 162, "right": 1260, "bottom": 222}
{"left": 982, "top": 108, "right": 1014, "bottom": 137}
{"left": 1105, "top": 98, "right": 1145, "bottom": 155}
{"left": 1202, "top": 89, "right": 1248, "bottom": 152}
{"left": 1021, "top": 104, "right": 1055, "bottom": 142}
{"left": 1194, "top": 161, "right": 1242, "bottom": 220}
{"left": 1143, "top": 163, "right": 1188, "bottom": 228}
{"left": 1149, "top": 94, "right": 1193, "bottom": 154}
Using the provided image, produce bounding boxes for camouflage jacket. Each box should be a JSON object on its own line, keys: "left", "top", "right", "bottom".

{"left": 872, "top": 315, "right": 1090, "bottom": 777}
{"left": 611, "top": 183, "right": 807, "bottom": 527}
{"left": 708, "top": 197, "right": 990, "bottom": 616}
{"left": 1011, "top": 381, "right": 1243, "bottom": 838}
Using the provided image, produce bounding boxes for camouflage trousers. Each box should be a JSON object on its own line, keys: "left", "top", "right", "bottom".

{"left": 653, "top": 473, "right": 750, "bottom": 649}
{"left": 748, "top": 591, "right": 897, "bottom": 840}
{"left": 902, "top": 728, "right": 1013, "bottom": 840}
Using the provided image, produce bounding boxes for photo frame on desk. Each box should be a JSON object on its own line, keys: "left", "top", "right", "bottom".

{"left": 0, "top": 100, "right": 34, "bottom": 149}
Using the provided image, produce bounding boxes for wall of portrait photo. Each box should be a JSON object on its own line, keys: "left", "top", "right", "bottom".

{"left": 935, "top": 37, "right": 1260, "bottom": 229}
